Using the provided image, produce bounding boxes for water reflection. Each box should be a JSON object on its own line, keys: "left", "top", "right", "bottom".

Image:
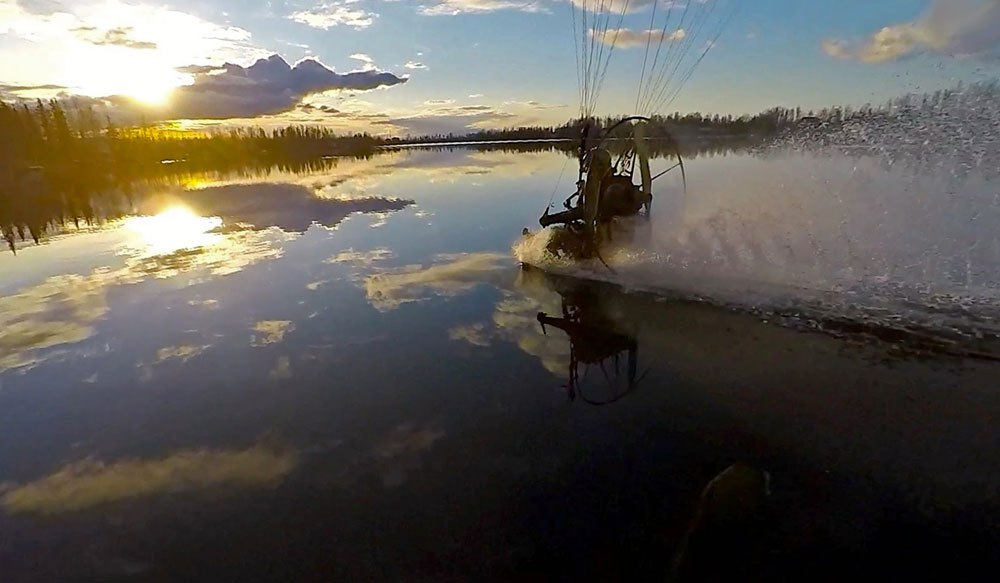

{"left": 2, "top": 442, "right": 297, "bottom": 516}
{"left": 533, "top": 272, "right": 645, "bottom": 405}
{"left": 361, "top": 252, "right": 647, "bottom": 402}
{"left": 2, "top": 146, "right": 999, "bottom": 580}
{"left": 2, "top": 141, "right": 737, "bottom": 254}
{"left": 363, "top": 252, "right": 511, "bottom": 312}
{"left": 124, "top": 207, "right": 222, "bottom": 256}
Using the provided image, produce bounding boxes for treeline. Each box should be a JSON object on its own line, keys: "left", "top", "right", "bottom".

{"left": 388, "top": 81, "right": 1000, "bottom": 146}
{"left": 384, "top": 106, "right": 805, "bottom": 146}
{"left": 0, "top": 99, "right": 380, "bottom": 251}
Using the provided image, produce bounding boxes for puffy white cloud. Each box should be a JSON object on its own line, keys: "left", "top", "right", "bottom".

{"left": 404, "top": 61, "right": 428, "bottom": 70}
{"left": 288, "top": 2, "right": 376, "bottom": 29}
{"left": 417, "top": 0, "right": 549, "bottom": 16}
{"left": 350, "top": 52, "right": 377, "bottom": 71}
{"left": 824, "top": 0, "right": 1000, "bottom": 63}
{"left": 591, "top": 27, "right": 686, "bottom": 49}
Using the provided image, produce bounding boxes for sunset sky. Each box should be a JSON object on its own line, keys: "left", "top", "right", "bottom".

{"left": 1, "top": 0, "right": 998, "bottom": 135}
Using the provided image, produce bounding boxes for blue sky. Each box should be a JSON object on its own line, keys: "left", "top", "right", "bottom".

{"left": 1, "top": 0, "right": 998, "bottom": 135}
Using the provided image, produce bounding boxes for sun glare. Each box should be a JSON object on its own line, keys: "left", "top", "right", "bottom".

{"left": 63, "top": 48, "right": 187, "bottom": 105}
{"left": 125, "top": 206, "right": 223, "bottom": 255}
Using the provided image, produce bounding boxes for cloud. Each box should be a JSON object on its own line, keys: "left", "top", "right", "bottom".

{"left": 404, "top": 61, "right": 428, "bottom": 70}
{"left": 154, "top": 55, "right": 407, "bottom": 120}
{"left": 417, "top": 0, "right": 549, "bottom": 16}
{"left": 591, "top": 27, "right": 687, "bottom": 49}
{"left": 383, "top": 97, "right": 568, "bottom": 136}
{"left": 565, "top": 0, "right": 663, "bottom": 15}
{"left": 174, "top": 64, "right": 226, "bottom": 75}
{"left": 350, "top": 52, "right": 376, "bottom": 71}
{"left": 72, "top": 25, "right": 157, "bottom": 49}
{"left": 288, "top": 2, "right": 376, "bottom": 30}
{"left": 823, "top": 0, "right": 1000, "bottom": 63}
{"left": 0, "top": 82, "right": 66, "bottom": 98}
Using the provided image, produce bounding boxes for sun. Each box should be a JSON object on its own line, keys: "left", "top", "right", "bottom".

{"left": 84, "top": 65, "right": 182, "bottom": 105}
{"left": 64, "top": 48, "right": 188, "bottom": 105}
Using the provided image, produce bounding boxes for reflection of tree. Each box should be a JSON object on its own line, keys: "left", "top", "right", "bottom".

{"left": 0, "top": 99, "right": 380, "bottom": 252}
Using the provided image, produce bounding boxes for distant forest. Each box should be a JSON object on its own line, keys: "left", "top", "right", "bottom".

{"left": 387, "top": 80, "right": 1000, "bottom": 145}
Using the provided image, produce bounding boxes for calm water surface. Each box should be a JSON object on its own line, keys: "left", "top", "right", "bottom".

{"left": 1, "top": 147, "right": 998, "bottom": 581}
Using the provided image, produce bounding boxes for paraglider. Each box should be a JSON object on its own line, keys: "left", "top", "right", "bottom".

{"left": 525, "top": 0, "right": 741, "bottom": 265}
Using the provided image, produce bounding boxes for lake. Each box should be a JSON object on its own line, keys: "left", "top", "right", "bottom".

{"left": 1, "top": 145, "right": 998, "bottom": 581}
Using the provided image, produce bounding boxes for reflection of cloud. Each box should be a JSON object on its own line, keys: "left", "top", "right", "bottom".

{"left": 252, "top": 320, "right": 295, "bottom": 346}
{"left": 164, "top": 183, "right": 414, "bottom": 233}
{"left": 187, "top": 298, "right": 219, "bottom": 309}
{"left": 0, "top": 272, "right": 115, "bottom": 374}
{"left": 445, "top": 270, "right": 569, "bottom": 375}
{"left": 332, "top": 424, "right": 445, "bottom": 489}
{"left": 125, "top": 227, "right": 286, "bottom": 277}
{"left": 448, "top": 323, "right": 492, "bottom": 347}
{"left": 327, "top": 247, "right": 395, "bottom": 266}
{"left": 155, "top": 344, "right": 209, "bottom": 363}
{"left": 1, "top": 443, "right": 297, "bottom": 515}
{"left": 363, "top": 253, "right": 510, "bottom": 311}
{"left": 491, "top": 295, "right": 568, "bottom": 375}
{"left": 823, "top": 0, "right": 1000, "bottom": 62}
{"left": 269, "top": 355, "right": 292, "bottom": 379}
{"left": 0, "top": 227, "right": 285, "bottom": 374}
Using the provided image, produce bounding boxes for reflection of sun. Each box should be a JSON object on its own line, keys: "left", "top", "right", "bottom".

{"left": 125, "top": 206, "right": 222, "bottom": 255}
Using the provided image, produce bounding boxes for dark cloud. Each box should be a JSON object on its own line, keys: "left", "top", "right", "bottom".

{"left": 387, "top": 111, "right": 516, "bottom": 136}
{"left": 174, "top": 64, "right": 227, "bottom": 75}
{"left": 0, "top": 83, "right": 67, "bottom": 92}
{"left": 72, "top": 25, "right": 158, "bottom": 50}
{"left": 163, "top": 55, "right": 407, "bottom": 119}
